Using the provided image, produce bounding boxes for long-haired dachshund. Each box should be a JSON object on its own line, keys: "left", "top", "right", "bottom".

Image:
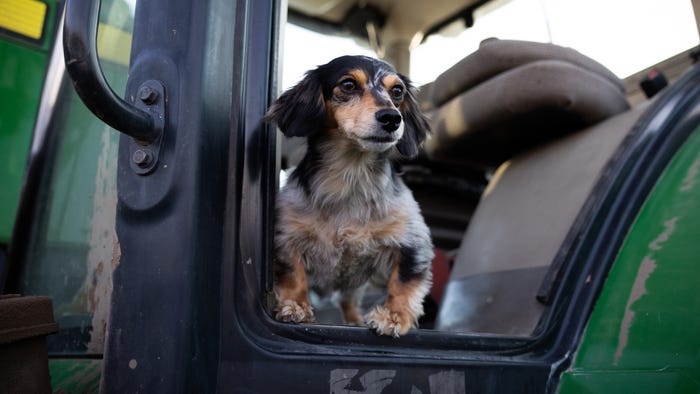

{"left": 265, "top": 55, "right": 433, "bottom": 337}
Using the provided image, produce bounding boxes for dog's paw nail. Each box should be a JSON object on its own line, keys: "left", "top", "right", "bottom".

{"left": 366, "top": 319, "right": 378, "bottom": 329}
{"left": 275, "top": 299, "right": 315, "bottom": 323}
{"left": 364, "top": 306, "right": 409, "bottom": 337}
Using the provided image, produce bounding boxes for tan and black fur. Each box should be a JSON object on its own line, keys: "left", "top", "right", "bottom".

{"left": 265, "top": 55, "right": 433, "bottom": 337}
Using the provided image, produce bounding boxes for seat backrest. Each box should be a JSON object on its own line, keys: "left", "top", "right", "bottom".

{"left": 435, "top": 104, "right": 648, "bottom": 335}
{"left": 428, "top": 38, "right": 625, "bottom": 109}
{"left": 421, "top": 39, "right": 630, "bottom": 166}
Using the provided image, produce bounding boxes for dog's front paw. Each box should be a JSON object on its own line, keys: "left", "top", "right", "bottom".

{"left": 364, "top": 306, "right": 413, "bottom": 337}
{"left": 275, "top": 299, "right": 315, "bottom": 323}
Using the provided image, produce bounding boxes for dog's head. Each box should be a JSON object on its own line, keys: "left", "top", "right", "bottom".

{"left": 265, "top": 55, "right": 430, "bottom": 158}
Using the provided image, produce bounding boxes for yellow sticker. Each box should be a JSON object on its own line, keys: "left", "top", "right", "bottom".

{"left": 0, "top": 0, "right": 47, "bottom": 41}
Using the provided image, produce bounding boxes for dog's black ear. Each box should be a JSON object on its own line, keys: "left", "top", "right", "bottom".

{"left": 265, "top": 70, "right": 326, "bottom": 137}
{"left": 396, "top": 75, "right": 430, "bottom": 158}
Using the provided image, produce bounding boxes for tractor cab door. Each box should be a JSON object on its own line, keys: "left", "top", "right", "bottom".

{"left": 5, "top": 0, "right": 700, "bottom": 393}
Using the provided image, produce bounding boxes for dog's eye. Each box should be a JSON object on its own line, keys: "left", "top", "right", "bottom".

{"left": 390, "top": 85, "right": 405, "bottom": 100}
{"left": 340, "top": 79, "right": 357, "bottom": 92}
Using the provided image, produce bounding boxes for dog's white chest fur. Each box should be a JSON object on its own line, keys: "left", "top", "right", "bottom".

{"left": 275, "top": 176, "right": 418, "bottom": 294}
{"left": 276, "top": 187, "right": 409, "bottom": 293}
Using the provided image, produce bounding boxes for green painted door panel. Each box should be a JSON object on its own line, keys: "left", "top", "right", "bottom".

{"left": 0, "top": 41, "right": 44, "bottom": 242}
{"left": 559, "top": 370, "right": 698, "bottom": 394}
{"left": 0, "top": 0, "right": 57, "bottom": 242}
{"left": 559, "top": 125, "right": 700, "bottom": 393}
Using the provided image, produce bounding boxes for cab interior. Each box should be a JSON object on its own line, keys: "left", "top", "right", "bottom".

{"left": 279, "top": 0, "right": 700, "bottom": 335}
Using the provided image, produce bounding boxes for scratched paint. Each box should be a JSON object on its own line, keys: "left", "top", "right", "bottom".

{"left": 614, "top": 217, "right": 678, "bottom": 364}
{"left": 647, "top": 217, "right": 679, "bottom": 251}
{"left": 330, "top": 369, "right": 396, "bottom": 394}
{"left": 20, "top": 101, "right": 123, "bottom": 357}
{"left": 613, "top": 256, "right": 656, "bottom": 365}
{"left": 64, "top": 126, "right": 120, "bottom": 354}
{"left": 427, "top": 370, "right": 466, "bottom": 394}
{"left": 85, "top": 127, "right": 120, "bottom": 353}
{"left": 679, "top": 152, "right": 700, "bottom": 191}
{"left": 329, "top": 369, "right": 465, "bottom": 393}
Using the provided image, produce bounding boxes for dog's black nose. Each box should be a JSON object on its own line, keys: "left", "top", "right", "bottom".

{"left": 375, "top": 109, "right": 402, "bottom": 132}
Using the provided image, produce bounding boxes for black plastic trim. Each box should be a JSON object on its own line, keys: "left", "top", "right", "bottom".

{"left": 102, "top": 0, "right": 232, "bottom": 391}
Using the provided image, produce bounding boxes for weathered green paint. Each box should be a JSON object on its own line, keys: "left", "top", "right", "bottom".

{"left": 0, "top": 0, "right": 57, "bottom": 243}
{"left": 49, "top": 359, "right": 101, "bottom": 393}
{"left": 559, "top": 126, "right": 700, "bottom": 393}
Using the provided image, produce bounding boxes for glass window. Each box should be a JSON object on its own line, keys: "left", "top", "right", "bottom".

{"left": 275, "top": 0, "right": 697, "bottom": 341}
{"left": 19, "top": 0, "right": 135, "bottom": 355}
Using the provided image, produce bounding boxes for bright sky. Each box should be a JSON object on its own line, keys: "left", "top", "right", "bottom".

{"left": 282, "top": 0, "right": 699, "bottom": 88}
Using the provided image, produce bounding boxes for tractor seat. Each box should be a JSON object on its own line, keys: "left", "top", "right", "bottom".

{"left": 425, "top": 39, "right": 645, "bottom": 335}
{"left": 435, "top": 104, "right": 647, "bottom": 335}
